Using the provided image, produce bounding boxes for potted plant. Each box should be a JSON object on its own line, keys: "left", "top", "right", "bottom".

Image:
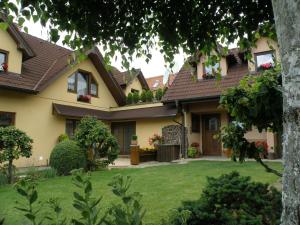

{"left": 78, "top": 94, "right": 91, "bottom": 103}
{"left": 149, "top": 134, "right": 163, "bottom": 148}
{"left": 131, "top": 135, "right": 138, "bottom": 145}
{"left": 0, "top": 63, "right": 8, "bottom": 72}
{"left": 223, "top": 148, "right": 233, "bottom": 158}
{"left": 191, "top": 142, "right": 201, "bottom": 157}
{"left": 187, "top": 147, "right": 197, "bottom": 158}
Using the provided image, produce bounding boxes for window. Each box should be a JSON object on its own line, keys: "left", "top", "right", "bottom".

{"left": 191, "top": 113, "right": 200, "bottom": 133}
{"left": 0, "top": 50, "right": 8, "bottom": 72}
{"left": 66, "top": 119, "right": 79, "bottom": 137}
{"left": 0, "top": 112, "right": 15, "bottom": 127}
{"left": 67, "top": 71, "right": 98, "bottom": 102}
{"left": 255, "top": 51, "right": 275, "bottom": 71}
{"left": 203, "top": 63, "right": 220, "bottom": 75}
{"left": 208, "top": 117, "right": 218, "bottom": 131}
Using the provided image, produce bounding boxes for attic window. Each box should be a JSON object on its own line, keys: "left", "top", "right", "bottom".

{"left": 0, "top": 50, "right": 8, "bottom": 72}
{"left": 67, "top": 71, "right": 98, "bottom": 102}
{"left": 255, "top": 51, "right": 275, "bottom": 71}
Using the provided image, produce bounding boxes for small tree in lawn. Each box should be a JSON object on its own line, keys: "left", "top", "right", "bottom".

{"left": 0, "top": 126, "right": 33, "bottom": 183}
{"left": 74, "top": 116, "right": 119, "bottom": 170}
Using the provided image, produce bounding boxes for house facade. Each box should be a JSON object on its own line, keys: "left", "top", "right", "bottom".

{"left": 0, "top": 22, "right": 177, "bottom": 167}
{"left": 162, "top": 37, "right": 281, "bottom": 157}
{"left": 0, "top": 19, "right": 281, "bottom": 167}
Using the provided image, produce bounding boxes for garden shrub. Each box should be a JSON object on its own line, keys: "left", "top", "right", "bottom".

{"left": 140, "top": 90, "right": 147, "bottom": 102}
{"left": 127, "top": 92, "right": 133, "bottom": 104}
{"left": 0, "top": 173, "right": 7, "bottom": 186}
{"left": 58, "top": 133, "right": 69, "bottom": 143}
{"left": 132, "top": 91, "right": 140, "bottom": 103}
{"left": 187, "top": 147, "right": 197, "bottom": 158}
{"left": 169, "top": 172, "right": 281, "bottom": 225}
{"left": 155, "top": 88, "right": 163, "bottom": 101}
{"left": 49, "top": 140, "right": 86, "bottom": 175}
{"left": 145, "top": 90, "right": 154, "bottom": 102}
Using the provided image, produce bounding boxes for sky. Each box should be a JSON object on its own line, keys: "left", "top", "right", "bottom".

{"left": 23, "top": 19, "right": 186, "bottom": 78}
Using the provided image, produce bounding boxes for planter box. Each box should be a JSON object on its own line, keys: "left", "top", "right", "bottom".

{"left": 157, "top": 144, "right": 180, "bottom": 162}
{"left": 139, "top": 151, "right": 157, "bottom": 162}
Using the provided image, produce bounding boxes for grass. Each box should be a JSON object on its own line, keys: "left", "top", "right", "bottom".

{"left": 0, "top": 160, "right": 282, "bottom": 224}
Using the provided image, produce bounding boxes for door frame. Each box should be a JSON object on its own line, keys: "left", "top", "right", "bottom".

{"left": 201, "top": 113, "right": 222, "bottom": 156}
{"left": 111, "top": 121, "right": 136, "bottom": 155}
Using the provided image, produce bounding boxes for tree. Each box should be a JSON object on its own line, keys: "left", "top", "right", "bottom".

{"left": 74, "top": 116, "right": 119, "bottom": 170}
{"left": 1, "top": 0, "right": 299, "bottom": 223}
{"left": 155, "top": 88, "right": 163, "bottom": 101}
{"left": 132, "top": 91, "right": 140, "bottom": 104}
{"left": 127, "top": 92, "right": 133, "bottom": 104}
{"left": 0, "top": 126, "right": 33, "bottom": 183}
{"left": 219, "top": 66, "right": 283, "bottom": 177}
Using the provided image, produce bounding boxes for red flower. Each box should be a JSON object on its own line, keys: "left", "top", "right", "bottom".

{"left": 0, "top": 63, "right": 8, "bottom": 72}
{"left": 260, "top": 63, "right": 273, "bottom": 70}
{"left": 255, "top": 141, "right": 268, "bottom": 152}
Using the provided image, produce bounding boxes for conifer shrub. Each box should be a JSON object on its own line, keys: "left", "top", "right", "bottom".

{"left": 169, "top": 172, "right": 281, "bottom": 225}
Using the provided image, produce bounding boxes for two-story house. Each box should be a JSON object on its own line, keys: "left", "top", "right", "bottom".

{"left": 0, "top": 21, "right": 177, "bottom": 167}
{"left": 162, "top": 37, "right": 280, "bottom": 157}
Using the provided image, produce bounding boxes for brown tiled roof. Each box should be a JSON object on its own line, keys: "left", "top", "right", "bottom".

{"left": 53, "top": 103, "right": 177, "bottom": 120}
{"left": 0, "top": 29, "right": 126, "bottom": 105}
{"left": 146, "top": 75, "right": 164, "bottom": 90}
{"left": 112, "top": 69, "right": 149, "bottom": 90}
{"left": 162, "top": 64, "right": 249, "bottom": 102}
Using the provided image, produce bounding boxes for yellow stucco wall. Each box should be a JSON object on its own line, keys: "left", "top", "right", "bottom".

{"left": 248, "top": 37, "right": 280, "bottom": 72}
{"left": 136, "top": 118, "right": 178, "bottom": 148}
{"left": 0, "top": 57, "right": 119, "bottom": 167}
{"left": 0, "top": 29, "right": 23, "bottom": 74}
{"left": 124, "top": 76, "right": 144, "bottom": 95}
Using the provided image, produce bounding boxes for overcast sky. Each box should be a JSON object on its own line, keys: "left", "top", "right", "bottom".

{"left": 23, "top": 19, "right": 185, "bottom": 78}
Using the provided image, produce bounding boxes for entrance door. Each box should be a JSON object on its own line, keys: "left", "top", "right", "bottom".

{"left": 202, "top": 114, "right": 221, "bottom": 156}
{"left": 111, "top": 122, "right": 136, "bottom": 155}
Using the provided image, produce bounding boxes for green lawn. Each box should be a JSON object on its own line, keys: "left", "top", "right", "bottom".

{"left": 0, "top": 161, "right": 282, "bottom": 224}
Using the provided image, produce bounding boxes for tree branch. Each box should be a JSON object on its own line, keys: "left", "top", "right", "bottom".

{"left": 255, "top": 157, "right": 282, "bottom": 177}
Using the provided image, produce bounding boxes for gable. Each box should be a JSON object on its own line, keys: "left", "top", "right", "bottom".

{"left": 39, "top": 58, "right": 119, "bottom": 108}
{"left": 124, "top": 76, "right": 144, "bottom": 95}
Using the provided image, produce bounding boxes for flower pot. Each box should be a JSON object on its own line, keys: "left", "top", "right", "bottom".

{"left": 131, "top": 140, "right": 138, "bottom": 145}
{"left": 224, "top": 148, "right": 233, "bottom": 158}
{"left": 130, "top": 146, "right": 140, "bottom": 165}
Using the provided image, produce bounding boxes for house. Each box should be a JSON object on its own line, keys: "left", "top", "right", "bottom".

{"left": 0, "top": 21, "right": 177, "bottom": 167}
{"left": 0, "top": 16, "right": 281, "bottom": 167}
{"left": 146, "top": 74, "right": 175, "bottom": 91}
{"left": 162, "top": 37, "right": 281, "bottom": 157}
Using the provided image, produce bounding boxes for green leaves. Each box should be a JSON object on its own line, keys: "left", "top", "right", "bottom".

{"left": 0, "top": 22, "right": 9, "bottom": 31}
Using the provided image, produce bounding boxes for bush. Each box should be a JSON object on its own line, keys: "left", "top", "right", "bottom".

{"left": 132, "top": 91, "right": 140, "bottom": 103}
{"left": 145, "top": 90, "right": 154, "bottom": 102}
{"left": 170, "top": 172, "right": 282, "bottom": 225}
{"left": 155, "top": 88, "right": 163, "bottom": 101}
{"left": 140, "top": 90, "right": 147, "bottom": 102}
{"left": 0, "top": 173, "right": 7, "bottom": 186}
{"left": 49, "top": 140, "right": 86, "bottom": 175}
{"left": 187, "top": 147, "right": 197, "bottom": 158}
{"left": 58, "top": 134, "right": 69, "bottom": 143}
{"left": 127, "top": 92, "right": 133, "bottom": 104}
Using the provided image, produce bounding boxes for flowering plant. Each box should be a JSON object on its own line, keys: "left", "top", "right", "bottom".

{"left": 259, "top": 63, "right": 273, "bottom": 70}
{"left": 149, "top": 134, "right": 163, "bottom": 146}
{"left": 0, "top": 63, "right": 8, "bottom": 72}
{"left": 78, "top": 94, "right": 91, "bottom": 102}
{"left": 255, "top": 141, "right": 268, "bottom": 158}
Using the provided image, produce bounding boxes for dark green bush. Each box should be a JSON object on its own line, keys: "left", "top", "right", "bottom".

{"left": 169, "top": 172, "right": 282, "bottom": 225}
{"left": 140, "top": 90, "right": 147, "bottom": 102}
{"left": 155, "top": 88, "right": 163, "bottom": 101}
{"left": 49, "top": 140, "right": 86, "bottom": 175}
{"left": 127, "top": 92, "right": 133, "bottom": 104}
{"left": 132, "top": 91, "right": 140, "bottom": 103}
{"left": 145, "top": 90, "right": 154, "bottom": 102}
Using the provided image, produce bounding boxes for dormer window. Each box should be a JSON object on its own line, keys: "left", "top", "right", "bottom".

{"left": 67, "top": 71, "right": 98, "bottom": 103}
{"left": 0, "top": 50, "right": 8, "bottom": 72}
{"left": 203, "top": 63, "right": 220, "bottom": 79}
{"left": 255, "top": 51, "right": 275, "bottom": 72}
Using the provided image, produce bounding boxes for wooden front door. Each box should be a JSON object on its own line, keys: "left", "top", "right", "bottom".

{"left": 202, "top": 114, "right": 221, "bottom": 156}
{"left": 111, "top": 122, "right": 136, "bottom": 155}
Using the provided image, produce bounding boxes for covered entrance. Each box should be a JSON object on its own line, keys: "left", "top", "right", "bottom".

{"left": 202, "top": 114, "right": 222, "bottom": 156}
{"left": 111, "top": 122, "right": 136, "bottom": 155}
